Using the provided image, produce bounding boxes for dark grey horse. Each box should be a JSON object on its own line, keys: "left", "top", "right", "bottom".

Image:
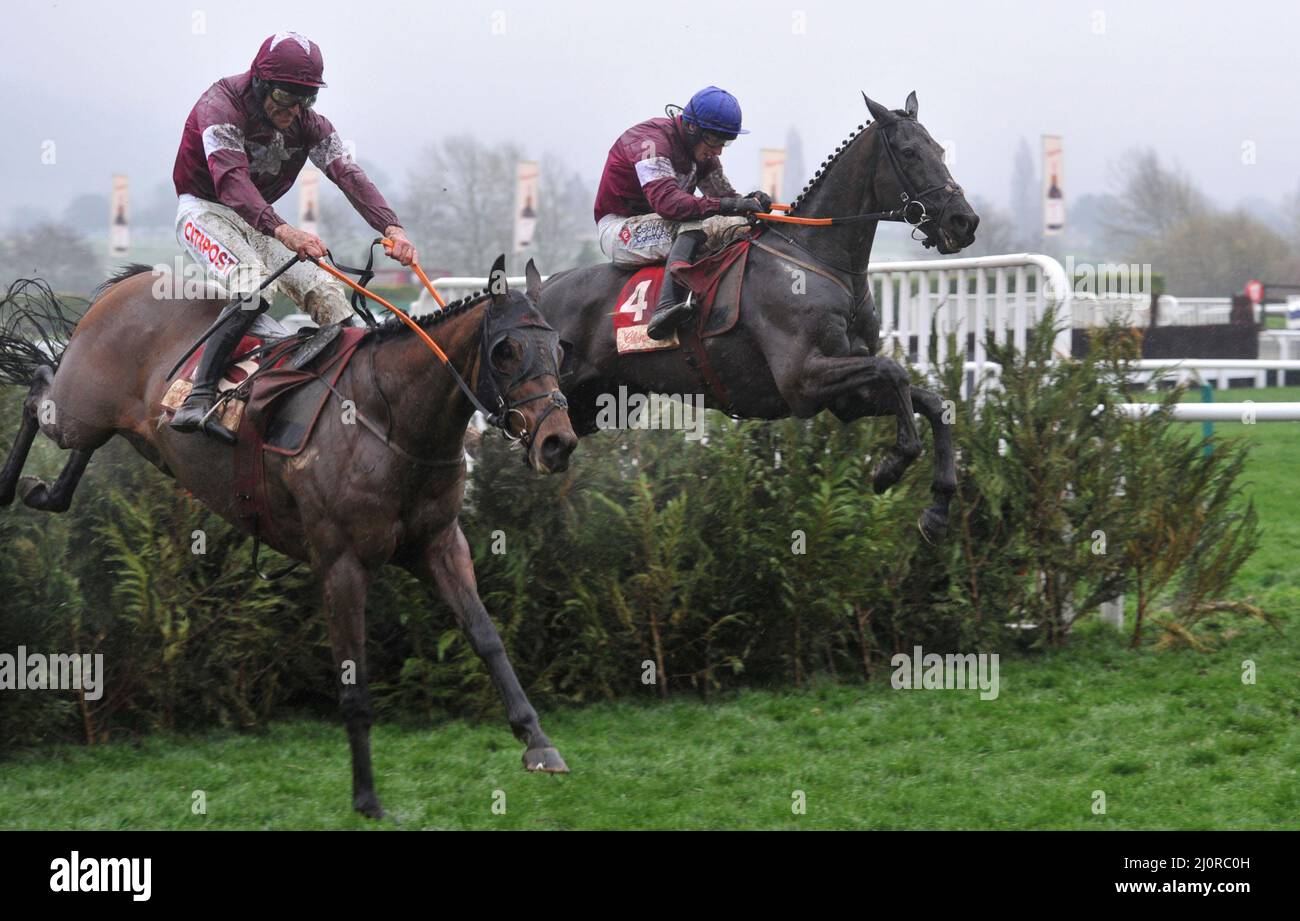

{"left": 540, "top": 92, "right": 979, "bottom": 540}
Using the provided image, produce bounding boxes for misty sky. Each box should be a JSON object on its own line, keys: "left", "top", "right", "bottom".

{"left": 3, "top": 0, "right": 1298, "bottom": 224}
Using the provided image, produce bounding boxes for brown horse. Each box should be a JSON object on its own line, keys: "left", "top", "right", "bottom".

{"left": 0, "top": 255, "right": 578, "bottom": 818}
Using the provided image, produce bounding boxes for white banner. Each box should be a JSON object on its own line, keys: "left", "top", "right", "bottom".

{"left": 299, "top": 167, "right": 320, "bottom": 237}
{"left": 109, "top": 174, "right": 130, "bottom": 256}
{"left": 759, "top": 148, "right": 786, "bottom": 202}
{"left": 1042, "top": 135, "right": 1065, "bottom": 236}
{"left": 512, "top": 160, "right": 539, "bottom": 254}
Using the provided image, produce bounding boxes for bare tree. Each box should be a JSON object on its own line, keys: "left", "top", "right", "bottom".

{"left": 1101, "top": 148, "right": 1209, "bottom": 249}
{"left": 401, "top": 136, "right": 593, "bottom": 279}
{"left": 1009, "top": 137, "right": 1039, "bottom": 248}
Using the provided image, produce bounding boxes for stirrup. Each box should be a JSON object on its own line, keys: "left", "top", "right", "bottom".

{"left": 646, "top": 294, "right": 694, "bottom": 340}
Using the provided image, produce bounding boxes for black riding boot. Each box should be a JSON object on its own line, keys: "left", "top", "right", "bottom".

{"left": 170, "top": 299, "right": 266, "bottom": 444}
{"left": 646, "top": 229, "right": 705, "bottom": 341}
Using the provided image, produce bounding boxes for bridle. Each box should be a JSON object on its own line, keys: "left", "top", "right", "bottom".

{"left": 755, "top": 117, "right": 964, "bottom": 280}
{"left": 872, "top": 118, "right": 964, "bottom": 248}
{"left": 473, "top": 309, "right": 569, "bottom": 453}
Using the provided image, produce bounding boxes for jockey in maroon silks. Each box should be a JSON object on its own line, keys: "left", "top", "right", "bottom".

{"left": 593, "top": 86, "right": 771, "bottom": 340}
{"left": 169, "top": 31, "right": 416, "bottom": 444}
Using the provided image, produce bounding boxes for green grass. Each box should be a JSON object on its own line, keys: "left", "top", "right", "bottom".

{"left": 2, "top": 387, "right": 1296, "bottom": 830}
{"left": 2, "top": 623, "right": 1295, "bottom": 830}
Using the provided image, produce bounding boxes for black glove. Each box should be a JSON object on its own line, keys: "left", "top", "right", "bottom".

{"left": 719, "top": 196, "right": 766, "bottom": 216}
{"left": 746, "top": 190, "right": 774, "bottom": 211}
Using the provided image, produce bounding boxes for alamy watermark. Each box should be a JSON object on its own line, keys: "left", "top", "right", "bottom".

{"left": 1065, "top": 256, "right": 1153, "bottom": 300}
{"left": 594, "top": 386, "right": 707, "bottom": 442}
{"left": 890, "top": 645, "right": 999, "bottom": 700}
{"left": 0, "top": 646, "right": 104, "bottom": 700}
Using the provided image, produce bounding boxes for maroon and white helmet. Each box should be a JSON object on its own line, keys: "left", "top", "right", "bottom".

{"left": 251, "top": 31, "right": 327, "bottom": 88}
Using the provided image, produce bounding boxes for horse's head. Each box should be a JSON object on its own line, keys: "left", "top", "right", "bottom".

{"left": 863, "top": 91, "right": 979, "bottom": 254}
{"left": 476, "top": 254, "right": 578, "bottom": 474}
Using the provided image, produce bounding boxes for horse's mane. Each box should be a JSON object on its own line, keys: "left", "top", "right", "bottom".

{"left": 93, "top": 263, "right": 154, "bottom": 302}
{"left": 787, "top": 110, "right": 907, "bottom": 215}
{"left": 366, "top": 289, "right": 492, "bottom": 342}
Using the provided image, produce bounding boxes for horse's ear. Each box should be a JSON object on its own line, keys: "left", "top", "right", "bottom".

{"left": 524, "top": 258, "right": 542, "bottom": 303}
{"left": 863, "top": 92, "right": 895, "bottom": 125}
{"left": 904, "top": 90, "right": 918, "bottom": 118}
{"left": 488, "top": 254, "right": 509, "bottom": 306}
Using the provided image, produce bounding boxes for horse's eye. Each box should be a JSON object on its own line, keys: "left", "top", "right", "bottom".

{"left": 901, "top": 147, "right": 918, "bottom": 160}
{"left": 491, "top": 339, "right": 517, "bottom": 368}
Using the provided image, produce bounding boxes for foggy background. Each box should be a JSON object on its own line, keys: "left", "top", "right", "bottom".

{"left": 2, "top": 0, "right": 1298, "bottom": 294}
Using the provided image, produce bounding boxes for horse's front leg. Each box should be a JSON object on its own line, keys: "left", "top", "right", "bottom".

{"left": 407, "top": 523, "right": 568, "bottom": 773}
{"left": 797, "top": 353, "right": 923, "bottom": 492}
{"left": 317, "top": 550, "right": 385, "bottom": 818}
{"left": 907, "top": 385, "right": 957, "bottom": 543}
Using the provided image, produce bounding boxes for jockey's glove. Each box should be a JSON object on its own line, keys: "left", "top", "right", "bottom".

{"left": 719, "top": 196, "right": 766, "bottom": 216}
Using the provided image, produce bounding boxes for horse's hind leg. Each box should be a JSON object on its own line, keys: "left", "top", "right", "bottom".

{"left": 18, "top": 448, "right": 94, "bottom": 513}
{"left": 0, "top": 399, "right": 40, "bottom": 507}
{"left": 2, "top": 366, "right": 57, "bottom": 507}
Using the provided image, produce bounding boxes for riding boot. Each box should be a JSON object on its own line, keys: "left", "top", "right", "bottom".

{"left": 646, "top": 229, "right": 705, "bottom": 341}
{"left": 170, "top": 298, "right": 266, "bottom": 445}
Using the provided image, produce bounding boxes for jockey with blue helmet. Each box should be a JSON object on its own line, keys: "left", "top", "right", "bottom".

{"left": 593, "top": 87, "right": 771, "bottom": 340}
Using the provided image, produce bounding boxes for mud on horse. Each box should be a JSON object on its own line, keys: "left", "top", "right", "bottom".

{"left": 540, "top": 92, "right": 979, "bottom": 542}
{"left": 0, "top": 256, "right": 578, "bottom": 818}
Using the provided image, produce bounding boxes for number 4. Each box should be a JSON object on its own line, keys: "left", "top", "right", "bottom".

{"left": 619, "top": 279, "right": 653, "bottom": 323}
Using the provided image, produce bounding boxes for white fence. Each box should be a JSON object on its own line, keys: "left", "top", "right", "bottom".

{"left": 867, "top": 253, "right": 1071, "bottom": 383}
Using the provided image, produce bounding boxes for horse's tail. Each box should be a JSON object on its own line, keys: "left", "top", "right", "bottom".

{"left": 0, "top": 276, "right": 84, "bottom": 386}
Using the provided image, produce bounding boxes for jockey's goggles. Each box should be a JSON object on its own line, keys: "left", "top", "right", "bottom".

{"left": 268, "top": 85, "right": 318, "bottom": 110}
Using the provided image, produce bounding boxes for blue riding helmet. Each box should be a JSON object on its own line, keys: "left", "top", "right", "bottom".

{"left": 681, "top": 86, "right": 749, "bottom": 136}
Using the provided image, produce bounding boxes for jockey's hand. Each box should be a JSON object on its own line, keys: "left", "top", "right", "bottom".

{"left": 746, "top": 190, "right": 774, "bottom": 212}
{"left": 274, "top": 224, "right": 327, "bottom": 261}
{"left": 719, "top": 196, "right": 766, "bottom": 216}
{"left": 384, "top": 226, "right": 418, "bottom": 267}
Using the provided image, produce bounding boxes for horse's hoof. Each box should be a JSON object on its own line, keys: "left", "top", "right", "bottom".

{"left": 918, "top": 507, "right": 947, "bottom": 544}
{"left": 523, "top": 746, "right": 569, "bottom": 774}
{"left": 18, "top": 476, "right": 49, "bottom": 508}
{"left": 353, "top": 792, "right": 387, "bottom": 819}
{"left": 872, "top": 460, "right": 903, "bottom": 494}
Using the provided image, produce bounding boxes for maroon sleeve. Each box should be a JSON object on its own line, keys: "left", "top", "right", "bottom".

{"left": 194, "top": 86, "right": 288, "bottom": 235}
{"left": 628, "top": 126, "right": 722, "bottom": 222}
{"left": 306, "top": 114, "right": 401, "bottom": 234}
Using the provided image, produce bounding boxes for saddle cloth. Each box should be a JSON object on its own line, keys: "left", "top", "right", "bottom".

{"left": 613, "top": 240, "right": 751, "bottom": 355}
{"left": 160, "top": 327, "right": 369, "bottom": 542}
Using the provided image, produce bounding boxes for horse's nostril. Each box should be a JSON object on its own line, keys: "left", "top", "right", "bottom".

{"left": 540, "top": 433, "right": 576, "bottom": 471}
{"left": 950, "top": 214, "right": 970, "bottom": 233}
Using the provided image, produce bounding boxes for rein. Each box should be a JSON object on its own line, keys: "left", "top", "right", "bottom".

{"left": 751, "top": 118, "right": 959, "bottom": 245}
{"left": 310, "top": 246, "right": 565, "bottom": 453}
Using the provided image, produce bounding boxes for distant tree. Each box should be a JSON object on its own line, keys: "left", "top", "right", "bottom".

{"left": 1009, "top": 137, "right": 1039, "bottom": 247}
{"left": 401, "top": 137, "right": 591, "bottom": 279}
{"left": 1100, "top": 149, "right": 1297, "bottom": 294}
{"left": 1142, "top": 209, "right": 1297, "bottom": 295}
{"left": 402, "top": 136, "right": 521, "bottom": 278}
{"left": 0, "top": 223, "right": 104, "bottom": 295}
{"left": 1101, "top": 148, "right": 1209, "bottom": 249}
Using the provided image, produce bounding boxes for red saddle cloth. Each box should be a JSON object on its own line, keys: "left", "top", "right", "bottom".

{"left": 161, "top": 328, "right": 369, "bottom": 546}
{"left": 613, "top": 240, "right": 750, "bottom": 354}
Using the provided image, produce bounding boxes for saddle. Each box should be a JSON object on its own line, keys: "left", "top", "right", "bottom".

{"left": 613, "top": 238, "right": 752, "bottom": 355}
{"left": 160, "top": 325, "right": 370, "bottom": 543}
